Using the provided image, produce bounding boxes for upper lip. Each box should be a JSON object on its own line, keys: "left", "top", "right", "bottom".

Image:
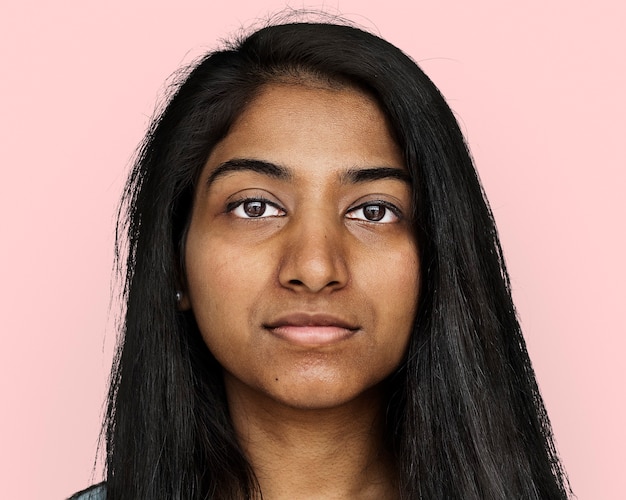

{"left": 264, "top": 313, "right": 360, "bottom": 330}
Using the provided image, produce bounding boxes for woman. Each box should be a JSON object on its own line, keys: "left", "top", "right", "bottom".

{"left": 72, "top": 20, "right": 571, "bottom": 499}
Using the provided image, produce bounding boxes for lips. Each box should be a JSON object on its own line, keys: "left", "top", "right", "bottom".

{"left": 264, "top": 313, "right": 360, "bottom": 346}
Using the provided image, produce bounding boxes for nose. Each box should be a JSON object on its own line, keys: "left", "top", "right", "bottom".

{"left": 278, "top": 212, "right": 349, "bottom": 293}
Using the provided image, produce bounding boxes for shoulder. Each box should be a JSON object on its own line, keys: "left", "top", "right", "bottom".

{"left": 68, "top": 483, "right": 106, "bottom": 500}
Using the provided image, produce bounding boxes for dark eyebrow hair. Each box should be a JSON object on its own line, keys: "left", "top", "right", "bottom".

{"left": 206, "top": 159, "right": 411, "bottom": 188}
{"left": 341, "top": 166, "right": 412, "bottom": 185}
{"left": 206, "top": 158, "right": 292, "bottom": 187}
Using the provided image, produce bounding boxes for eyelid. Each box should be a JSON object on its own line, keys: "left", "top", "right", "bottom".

{"left": 346, "top": 200, "right": 403, "bottom": 223}
{"left": 226, "top": 196, "right": 287, "bottom": 218}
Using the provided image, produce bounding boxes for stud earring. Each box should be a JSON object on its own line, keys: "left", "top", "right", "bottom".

{"left": 175, "top": 291, "right": 183, "bottom": 303}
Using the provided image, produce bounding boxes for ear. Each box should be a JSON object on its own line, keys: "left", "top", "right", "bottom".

{"left": 175, "top": 248, "right": 191, "bottom": 310}
{"left": 176, "top": 289, "right": 191, "bottom": 311}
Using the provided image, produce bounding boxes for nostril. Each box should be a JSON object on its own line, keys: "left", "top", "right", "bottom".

{"left": 287, "top": 278, "right": 342, "bottom": 290}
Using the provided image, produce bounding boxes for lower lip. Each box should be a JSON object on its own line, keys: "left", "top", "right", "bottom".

{"left": 267, "top": 325, "right": 358, "bottom": 346}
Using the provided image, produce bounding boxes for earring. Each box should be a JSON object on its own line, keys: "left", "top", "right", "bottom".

{"left": 175, "top": 291, "right": 183, "bottom": 303}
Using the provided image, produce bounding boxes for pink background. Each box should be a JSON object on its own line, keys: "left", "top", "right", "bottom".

{"left": 1, "top": 1, "right": 623, "bottom": 498}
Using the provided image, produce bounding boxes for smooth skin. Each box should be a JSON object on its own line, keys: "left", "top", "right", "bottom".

{"left": 183, "top": 82, "right": 420, "bottom": 499}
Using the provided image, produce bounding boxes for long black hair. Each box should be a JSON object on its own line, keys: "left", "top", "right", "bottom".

{"left": 103, "top": 21, "right": 571, "bottom": 499}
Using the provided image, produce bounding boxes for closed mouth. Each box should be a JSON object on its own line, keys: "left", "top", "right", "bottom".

{"left": 264, "top": 313, "right": 360, "bottom": 346}
{"left": 264, "top": 312, "right": 360, "bottom": 330}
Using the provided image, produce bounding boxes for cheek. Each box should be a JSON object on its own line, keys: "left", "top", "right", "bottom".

{"left": 350, "top": 239, "right": 419, "bottom": 368}
{"left": 184, "top": 234, "right": 276, "bottom": 352}
{"left": 185, "top": 259, "right": 250, "bottom": 375}
{"left": 372, "top": 243, "right": 420, "bottom": 311}
{"left": 378, "top": 246, "right": 420, "bottom": 349}
{"left": 187, "top": 233, "right": 264, "bottom": 300}
{"left": 185, "top": 238, "right": 247, "bottom": 330}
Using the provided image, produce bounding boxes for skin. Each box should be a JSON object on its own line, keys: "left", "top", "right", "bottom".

{"left": 183, "top": 82, "right": 419, "bottom": 499}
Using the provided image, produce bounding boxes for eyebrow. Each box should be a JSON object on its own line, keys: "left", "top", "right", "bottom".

{"left": 340, "top": 166, "right": 412, "bottom": 185}
{"left": 206, "top": 158, "right": 411, "bottom": 188}
{"left": 206, "top": 159, "right": 292, "bottom": 187}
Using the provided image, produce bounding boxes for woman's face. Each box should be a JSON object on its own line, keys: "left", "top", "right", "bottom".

{"left": 184, "top": 83, "right": 419, "bottom": 410}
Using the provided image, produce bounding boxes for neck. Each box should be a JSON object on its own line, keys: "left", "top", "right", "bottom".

{"left": 225, "top": 376, "right": 398, "bottom": 500}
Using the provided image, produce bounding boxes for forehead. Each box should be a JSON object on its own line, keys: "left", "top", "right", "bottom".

{"left": 204, "top": 82, "right": 404, "bottom": 177}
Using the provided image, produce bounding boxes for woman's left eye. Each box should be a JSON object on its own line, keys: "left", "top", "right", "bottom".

{"left": 346, "top": 203, "right": 399, "bottom": 223}
{"left": 228, "top": 199, "right": 286, "bottom": 218}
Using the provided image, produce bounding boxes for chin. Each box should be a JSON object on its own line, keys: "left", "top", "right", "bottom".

{"left": 261, "top": 374, "right": 388, "bottom": 412}
{"left": 272, "top": 388, "right": 359, "bottom": 411}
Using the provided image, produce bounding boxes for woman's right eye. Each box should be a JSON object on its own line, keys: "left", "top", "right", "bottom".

{"left": 228, "top": 199, "right": 286, "bottom": 218}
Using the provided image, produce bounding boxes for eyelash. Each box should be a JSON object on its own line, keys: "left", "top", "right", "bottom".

{"left": 226, "top": 197, "right": 402, "bottom": 223}
{"left": 226, "top": 197, "right": 286, "bottom": 218}
{"left": 346, "top": 200, "right": 402, "bottom": 223}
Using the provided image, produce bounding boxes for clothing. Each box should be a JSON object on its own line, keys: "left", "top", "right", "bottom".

{"left": 69, "top": 483, "right": 106, "bottom": 500}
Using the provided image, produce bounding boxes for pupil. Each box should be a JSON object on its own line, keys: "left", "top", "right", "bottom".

{"left": 364, "top": 205, "right": 385, "bottom": 221}
{"left": 244, "top": 201, "right": 265, "bottom": 217}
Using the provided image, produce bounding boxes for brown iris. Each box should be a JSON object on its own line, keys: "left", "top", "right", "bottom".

{"left": 363, "top": 205, "right": 385, "bottom": 221}
{"left": 244, "top": 201, "right": 266, "bottom": 217}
